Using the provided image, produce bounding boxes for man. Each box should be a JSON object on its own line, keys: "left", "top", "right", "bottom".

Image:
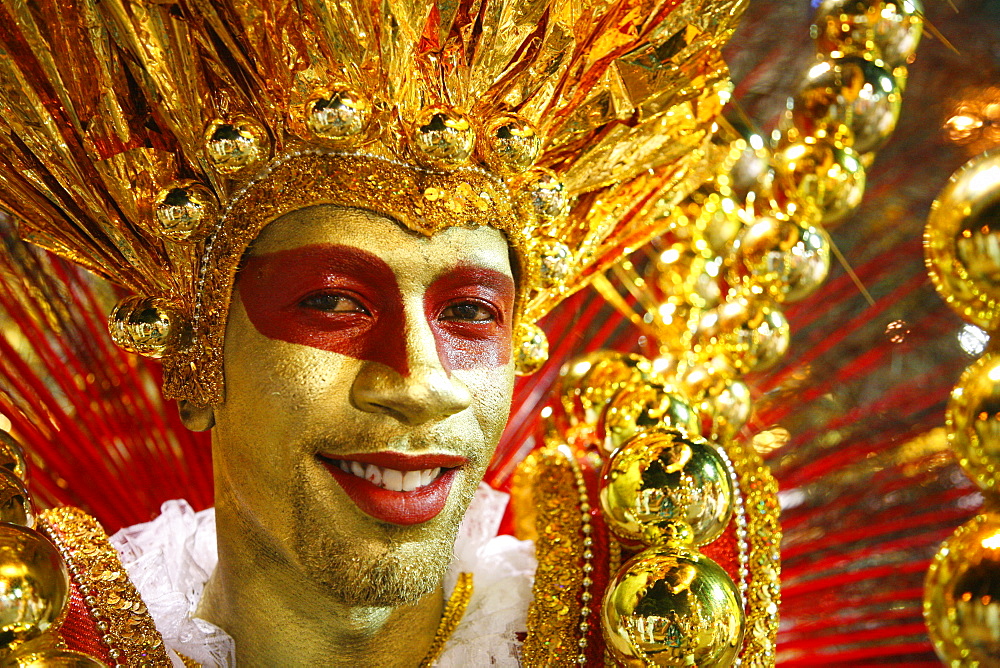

{"left": 0, "top": 0, "right": 747, "bottom": 664}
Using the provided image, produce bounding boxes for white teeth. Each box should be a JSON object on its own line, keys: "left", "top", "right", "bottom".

{"left": 382, "top": 468, "right": 403, "bottom": 492}
{"left": 364, "top": 464, "right": 382, "bottom": 487}
{"left": 336, "top": 460, "right": 445, "bottom": 492}
{"left": 401, "top": 470, "right": 421, "bottom": 492}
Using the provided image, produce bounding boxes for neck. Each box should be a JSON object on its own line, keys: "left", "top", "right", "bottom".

{"left": 198, "top": 505, "right": 445, "bottom": 667}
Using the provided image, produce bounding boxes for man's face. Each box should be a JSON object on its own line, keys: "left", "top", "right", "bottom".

{"left": 210, "top": 205, "right": 516, "bottom": 605}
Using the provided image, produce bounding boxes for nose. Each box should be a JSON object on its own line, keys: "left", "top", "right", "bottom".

{"left": 351, "top": 332, "right": 473, "bottom": 427}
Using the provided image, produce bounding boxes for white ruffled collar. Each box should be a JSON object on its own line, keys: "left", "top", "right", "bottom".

{"left": 110, "top": 484, "right": 536, "bottom": 667}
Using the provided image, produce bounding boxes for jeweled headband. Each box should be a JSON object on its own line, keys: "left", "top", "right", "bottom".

{"left": 0, "top": 0, "right": 747, "bottom": 405}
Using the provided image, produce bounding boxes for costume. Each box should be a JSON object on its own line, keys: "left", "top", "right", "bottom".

{"left": 0, "top": 0, "right": 990, "bottom": 666}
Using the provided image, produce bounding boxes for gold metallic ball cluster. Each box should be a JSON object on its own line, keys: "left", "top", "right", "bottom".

{"left": 923, "top": 150, "right": 1000, "bottom": 666}
{"left": 0, "top": 431, "right": 106, "bottom": 667}
{"left": 570, "top": 2, "right": 923, "bottom": 664}
{"left": 541, "top": 352, "right": 746, "bottom": 665}
{"left": 592, "top": 0, "right": 921, "bottom": 453}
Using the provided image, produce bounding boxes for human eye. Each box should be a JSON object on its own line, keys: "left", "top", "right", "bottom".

{"left": 439, "top": 301, "right": 496, "bottom": 322}
{"left": 299, "top": 292, "right": 370, "bottom": 315}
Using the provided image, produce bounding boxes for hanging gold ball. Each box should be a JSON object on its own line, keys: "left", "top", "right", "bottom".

{"left": 108, "top": 296, "right": 189, "bottom": 359}
{"left": 519, "top": 168, "right": 569, "bottom": 224}
{"left": 411, "top": 106, "right": 476, "bottom": 168}
{"left": 203, "top": 116, "right": 271, "bottom": 175}
{"left": 706, "top": 378, "right": 753, "bottom": 443}
{"left": 480, "top": 114, "right": 542, "bottom": 175}
{"left": 946, "top": 353, "right": 1000, "bottom": 494}
{"left": 925, "top": 151, "right": 1000, "bottom": 331}
{"left": 0, "top": 432, "right": 28, "bottom": 482}
{"left": 693, "top": 296, "right": 790, "bottom": 375}
{"left": 600, "top": 428, "right": 734, "bottom": 546}
{"left": 792, "top": 56, "right": 902, "bottom": 155}
{"left": 813, "top": 0, "right": 924, "bottom": 68}
{"left": 602, "top": 544, "right": 745, "bottom": 667}
{"left": 924, "top": 512, "right": 1000, "bottom": 666}
{"left": 9, "top": 649, "right": 108, "bottom": 667}
{"left": 732, "top": 216, "right": 831, "bottom": 303}
{"left": 601, "top": 384, "right": 701, "bottom": 456}
{"left": 533, "top": 237, "right": 574, "bottom": 289}
{"left": 0, "top": 469, "right": 33, "bottom": 529}
{"left": 557, "top": 352, "right": 660, "bottom": 427}
{"left": 153, "top": 181, "right": 218, "bottom": 243}
{"left": 305, "top": 87, "right": 372, "bottom": 142}
{"left": 0, "top": 524, "right": 69, "bottom": 654}
{"left": 513, "top": 322, "right": 548, "bottom": 376}
{"left": 774, "top": 137, "right": 865, "bottom": 227}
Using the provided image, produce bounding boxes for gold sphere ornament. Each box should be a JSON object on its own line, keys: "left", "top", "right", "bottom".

{"left": 0, "top": 524, "right": 69, "bottom": 653}
{"left": 203, "top": 116, "right": 271, "bottom": 175}
{"left": 732, "top": 216, "right": 831, "bottom": 303}
{"left": 924, "top": 512, "right": 1000, "bottom": 666}
{"left": 557, "top": 352, "right": 660, "bottom": 426}
{"left": 0, "top": 432, "right": 28, "bottom": 482}
{"left": 0, "top": 469, "right": 33, "bottom": 529}
{"left": 600, "top": 428, "right": 734, "bottom": 546}
{"left": 693, "top": 297, "right": 791, "bottom": 375}
{"left": 601, "top": 384, "right": 701, "bottom": 456}
{"left": 513, "top": 322, "right": 548, "bottom": 376}
{"left": 775, "top": 137, "right": 865, "bottom": 227}
{"left": 153, "top": 181, "right": 218, "bottom": 243}
{"left": 305, "top": 87, "right": 372, "bottom": 142}
{"left": 946, "top": 352, "right": 1000, "bottom": 493}
{"left": 108, "top": 296, "right": 189, "bottom": 359}
{"left": 9, "top": 650, "right": 108, "bottom": 667}
{"left": 813, "top": 0, "right": 924, "bottom": 68}
{"left": 533, "top": 237, "right": 574, "bottom": 289}
{"left": 705, "top": 378, "right": 753, "bottom": 443}
{"left": 519, "top": 168, "right": 570, "bottom": 224}
{"left": 480, "top": 114, "right": 542, "bottom": 175}
{"left": 792, "top": 56, "right": 901, "bottom": 155}
{"left": 602, "top": 544, "right": 745, "bottom": 667}
{"left": 411, "top": 106, "right": 476, "bottom": 167}
{"left": 925, "top": 151, "right": 1000, "bottom": 331}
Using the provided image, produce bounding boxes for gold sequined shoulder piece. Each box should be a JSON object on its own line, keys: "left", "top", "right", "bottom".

{"left": 38, "top": 507, "right": 172, "bottom": 667}
{"left": 515, "top": 443, "right": 588, "bottom": 666}
{"left": 726, "top": 441, "right": 781, "bottom": 666}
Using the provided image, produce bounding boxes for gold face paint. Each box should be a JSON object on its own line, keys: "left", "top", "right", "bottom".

{"left": 200, "top": 205, "right": 516, "bottom": 663}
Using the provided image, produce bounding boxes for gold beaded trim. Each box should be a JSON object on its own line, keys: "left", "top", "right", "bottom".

{"left": 726, "top": 440, "right": 782, "bottom": 667}
{"left": 518, "top": 443, "right": 586, "bottom": 666}
{"left": 38, "top": 507, "right": 171, "bottom": 667}
{"left": 419, "top": 572, "right": 474, "bottom": 668}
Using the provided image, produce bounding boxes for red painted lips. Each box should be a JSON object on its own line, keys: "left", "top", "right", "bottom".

{"left": 319, "top": 452, "right": 467, "bottom": 525}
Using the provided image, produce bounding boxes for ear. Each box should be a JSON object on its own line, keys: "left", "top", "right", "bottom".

{"left": 178, "top": 400, "right": 216, "bottom": 431}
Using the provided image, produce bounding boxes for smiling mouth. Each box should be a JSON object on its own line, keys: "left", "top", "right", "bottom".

{"left": 330, "top": 459, "right": 444, "bottom": 492}
{"left": 317, "top": 452, "right": 467, "bottom": 525}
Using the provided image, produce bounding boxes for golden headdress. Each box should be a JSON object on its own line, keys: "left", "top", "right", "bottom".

{"left": 0, "top": 0, "right": 746, "bottom": 405}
